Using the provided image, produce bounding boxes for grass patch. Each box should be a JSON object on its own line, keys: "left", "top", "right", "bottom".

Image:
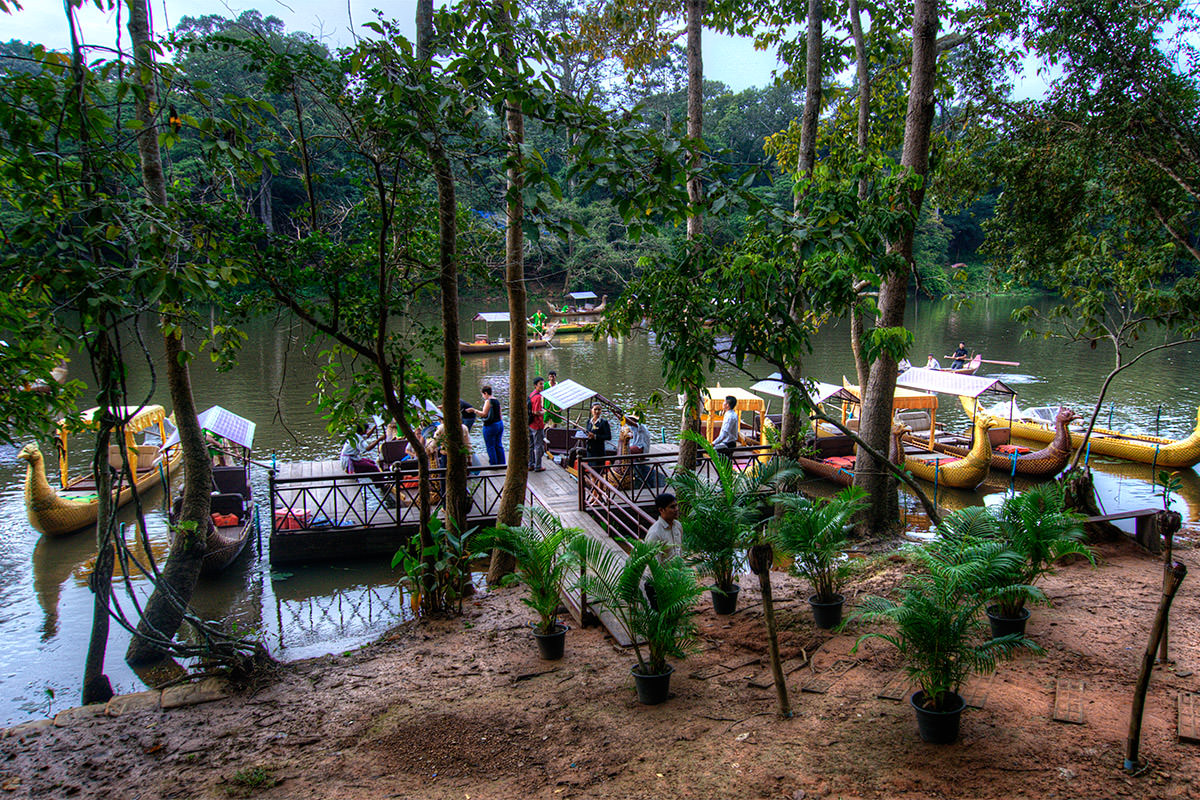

{"left": 222, "top": 766, "right": 278, "bottom": 798}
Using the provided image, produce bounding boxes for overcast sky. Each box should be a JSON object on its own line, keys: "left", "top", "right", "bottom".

{"left": 4, "top": 0, "right": 784, "bottom": 93}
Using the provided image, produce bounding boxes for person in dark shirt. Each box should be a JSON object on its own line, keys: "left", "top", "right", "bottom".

{"left": 584, "top": 403, "right": 611, "bottom": 460}
{"left": 950, "top": 342, "right": 969, "bottom": 370}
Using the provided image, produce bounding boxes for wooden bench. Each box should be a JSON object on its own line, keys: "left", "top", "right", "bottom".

{"left": 1083, "top": 507, "right": 1162, "bottom": 554}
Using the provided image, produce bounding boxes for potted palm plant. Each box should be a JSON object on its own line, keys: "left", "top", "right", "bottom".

{"left": 478, "top": 507, "right": 581, "bottom": 660}
{"left": 570, "top": 536, "right": 705, "bottom": 704}
{"left": 942, "top": 484, "right": 1093, "bottom": 638}
{"left": 772, "top": 487, "right": 868, "bottom": 629}
{"left": 847, "top": 538, "right": 1043, "bottom": 743}
{"left": 671, "top": 431, "right": 797, "bottom": 614}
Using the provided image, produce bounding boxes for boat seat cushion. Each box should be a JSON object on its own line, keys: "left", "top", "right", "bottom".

{"left": 825, "top": 455, "right": 856, "bottom": 470}
{"left": 812, "top": 435, "right": 855, "bottom": 459}
{"left": 210, "top": 492, "right": 245, "bottom": 521}
{"left": 211, "top": 513, "right": 240, "bottom": 527}
{"left": 995, "top": 445, "right": 1033, "bottom": 455}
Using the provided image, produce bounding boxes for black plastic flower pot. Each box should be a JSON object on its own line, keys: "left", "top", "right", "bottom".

{"left": 631, "top": 663, "right": 674, "bottom": 705}
{"left": 710, "top": 583, "right": 740, "bottom": 615}
{"left": 807, "top": 593, "right": 845, "bottom": 630}
{"left": 910, "top": 690, "right": 966, "bottom": 744}
{"left": 532, "top": 623, "right": 568, "bottom": 661}
{"left": 985, "top": 605, "right": 1030, "bottom": 639}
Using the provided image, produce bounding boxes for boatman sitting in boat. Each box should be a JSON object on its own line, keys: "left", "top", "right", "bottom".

{"left": 949, "top": 342, "right": 969, "bottom": 370}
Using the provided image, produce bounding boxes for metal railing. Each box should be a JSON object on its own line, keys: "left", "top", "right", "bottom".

{"left": 268, "top": 464, "right": 509, "bottom": 536}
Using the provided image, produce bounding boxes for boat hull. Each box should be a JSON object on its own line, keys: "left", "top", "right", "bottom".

{"left": 460, "top": 338, "right": 552, "bottom": 355}
{"left": 960, "top": 396, "right": 1200, "bottom": 469}
{"left": 24, "top": 449, "right": 183, "bottom": 537}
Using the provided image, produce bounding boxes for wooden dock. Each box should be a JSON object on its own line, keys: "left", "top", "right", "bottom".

{"left": 267, "top": 446, "right": 690, "bottom": 647}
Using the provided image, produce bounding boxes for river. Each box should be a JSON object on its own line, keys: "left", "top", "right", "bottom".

{"left": 1, "top": 295, "right": 1196, "bottom": 725}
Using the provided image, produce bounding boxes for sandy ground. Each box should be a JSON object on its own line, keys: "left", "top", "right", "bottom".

{"left": 2, "top": 535, "right": 1199, "bottom": 800}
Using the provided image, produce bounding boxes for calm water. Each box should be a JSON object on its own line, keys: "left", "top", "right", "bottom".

{"left": 1, "top": 295, "right": 1197, "bottom": 724}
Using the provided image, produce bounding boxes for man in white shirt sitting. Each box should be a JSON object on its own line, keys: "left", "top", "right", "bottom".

{"left": 711, "top": 395, "right": 740, "bottom": 458}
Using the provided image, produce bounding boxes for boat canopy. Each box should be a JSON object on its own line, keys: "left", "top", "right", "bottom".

{"left": 539, "top": 379, "right": 625, "bottom": 428}
{"left": 896, "top": 367, "right": 1016, "bottom": 399}
{"left": 566, "top": 291, "right": 598, "bottom": 302}
{"left": 541, "top": 379, "right": 599, "bottom": 411}
{"left": 164, "top": 406, "right": 255, "bottom": 451}
{"left": 74, "top": 404, "right": 167, "bottom": 434}
{"left": 841, "top": 379, "right": 939, "bottom": 410}
{"left": 751, "top": 373, "right": 859, "bottom": 405}
{"left": 473, "top": 312, "right": 511, "bottom": 324}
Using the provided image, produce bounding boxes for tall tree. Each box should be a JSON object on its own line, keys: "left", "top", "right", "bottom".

{"left": 490, "top": 0, "right": 529, "bottom": 582}
{"left": 852, "top": 0, "right": 940, "bottom": 533}
{"left": 121, "top": 0, "right": 218, "bottom": 666}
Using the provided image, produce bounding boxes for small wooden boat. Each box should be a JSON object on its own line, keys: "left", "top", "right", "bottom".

{"left": 19, "top": 405, "right": 182, "bottom": 537}
{"left": 546, "top": 291, "right": 606, "bottom": 325}
{"left": 460, "top": 312, "right": 556, "bottom": 354}
{"left": 166, "top": 406, "right": 258, "bottom": 574}
{"left": 901, "top": 414, "right": 998, "bottom": 491}
{"left": 796, "top": 424, "right": 908, "bottom": 486}
{"left": 959, "top": 396, "right": 1200, "bottom": 469}
{"left": 941, "top": 354, "right": 982, "bottom": 375}
{"left": 928, "top": 405, "right": 1079, "bottom": 478}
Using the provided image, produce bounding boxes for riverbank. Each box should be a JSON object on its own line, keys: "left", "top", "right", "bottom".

{"left": 2, "top": 535, "right": 1197, "bottom": 800}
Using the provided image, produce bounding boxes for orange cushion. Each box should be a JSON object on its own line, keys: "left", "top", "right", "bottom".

{"left": 825, "top": 456, "right": 856, "bottom": 469}
{"left": 211, "top": 513, "right": 240, "bottom": 527}
{"left": 996, "top": 445, "right": 1032, "bottom": 455}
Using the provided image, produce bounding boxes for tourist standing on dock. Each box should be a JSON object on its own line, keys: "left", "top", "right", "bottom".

{"left": 627, "top": 414, "right": 652, "bottom": 485}
{"left": 712, "top": 395, "right": 740, "bottom": 458}
{"left": 584, "top": 403, "right": 611, "bottom": 460}
{"left": 529, "top": 377, "right": 546, "bottom": 471}
{"left": 340, "top": 423, "right": 382, "bottom": 474}
{"left": 478, "top": 385, "right": 505, "bottom": 465}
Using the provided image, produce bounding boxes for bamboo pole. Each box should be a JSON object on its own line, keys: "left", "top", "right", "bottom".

{"left": 749, "top": 544, "right": 792, "bottom": 718}
{"left": 1125, "top": 560, "right": 1187, "bottom": 771}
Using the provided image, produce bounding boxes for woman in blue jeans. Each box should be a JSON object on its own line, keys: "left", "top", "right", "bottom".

{"left": 478, "top": 385, "right": 505, "bottom": 465}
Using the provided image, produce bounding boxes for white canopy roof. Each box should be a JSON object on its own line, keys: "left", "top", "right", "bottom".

{"left": 473, "top": 311, "right": 511, "bottom": 324}
{"left": 540, "top": 378, "right": 596, "bottom": 410}
{"left": 566, "top": 291, "right": 598, "bottom": 301}
{"left": 896, "top": 367, "right": 1016, "bottom": 399}
{"left": 750, "top": 374, "right": 859, "bottom": 405}
{"left": 164, "top": 405, "right": 255, "bottom": 450}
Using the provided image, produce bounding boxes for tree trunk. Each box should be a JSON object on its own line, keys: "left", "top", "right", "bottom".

{"left": 853, "top": 0, "right": 939, "bottom": 534}
{"left": 848, "top": 0, "right": 871, "bottom": 389}
{"left": 781, "top": 0, "right": 824, "bottom": 454}
{"left": 128, "top": 327, "right": 212, "bottom": 664}
{"left": 417, "top": 3, "right": 469, "bottom": 547}
{"left": 125, "top": 0, "right": 213, "bottom": 665}
{"left": 82, "top": 336, "right": 118, "bottom": 704}
{"left": 258, "top": 165, "right": 274, "bottom": 234}
{"left": 490, "top": 1, "right": 526, "bottom": 583}
{"left": 676, "top": 0, "right": 705, "bottom": 472}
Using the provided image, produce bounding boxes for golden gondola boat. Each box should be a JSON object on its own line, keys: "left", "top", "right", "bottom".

{"left": 960, "top": 396, "right": 1200, "bottom": 469}
{"left": 19, "top": 405, "right": 182, "bottom": 537}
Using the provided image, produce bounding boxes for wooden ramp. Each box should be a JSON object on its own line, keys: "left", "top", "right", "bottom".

{"left": 525, "top": 461, "right": 650, "bottom": 648}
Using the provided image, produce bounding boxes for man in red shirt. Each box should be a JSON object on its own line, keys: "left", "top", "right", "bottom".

{"left": 528, "top": 376, "right": 546, "bottom": 471}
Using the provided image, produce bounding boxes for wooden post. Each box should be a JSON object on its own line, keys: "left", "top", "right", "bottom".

{"left": 1157, "top": 511, "right": 1182, "bottom": 663}
{"left": 749, "top": 543, "right": 792, "bottom": 718}
{"left": 1126, "top": 560, "right": 1187, "bottom": 771}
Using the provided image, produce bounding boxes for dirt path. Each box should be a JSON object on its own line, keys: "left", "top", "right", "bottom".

{"left": 3, "top": 537, "right": 1199, "bottom": 799}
